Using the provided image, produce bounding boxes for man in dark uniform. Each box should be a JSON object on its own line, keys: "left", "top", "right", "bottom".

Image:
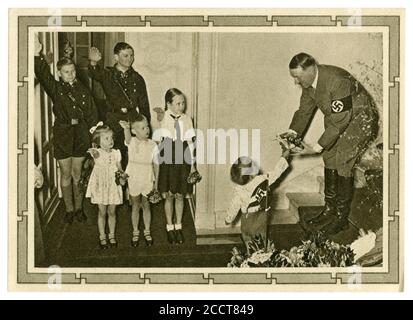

{"left": 88, "top": 42, "right": 151, "bottom": 168}
{"left": 281, "top": 52, "right": 379, "bottom": 235}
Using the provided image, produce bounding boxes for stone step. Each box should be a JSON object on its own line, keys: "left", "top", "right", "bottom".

{"left": 196, "top": 235, "right": 242, "bottom": 245}
{"left": 196, "top": 227, "right": 242, "bottom": 245}
{"left": 196, "top": 209, "right": 297, "bottom": 245}
{"left": 286, "top": 192, "right": 325, "bottom": 221}
{"left": 269, "top": 209, "right": 298, "bottom": 225}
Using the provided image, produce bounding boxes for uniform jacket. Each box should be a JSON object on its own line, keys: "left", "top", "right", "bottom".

{"left": 34, "top": 55, "right": 98, "bottom": 129}
{"left": 289, "top": 64, "right": 373, "bottom": 150}
{"left": 88, "top": 64, "right": 151, "bottom": 122}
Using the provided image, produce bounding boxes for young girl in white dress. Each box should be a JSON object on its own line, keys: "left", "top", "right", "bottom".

{"left": 86, "top": 123, "right": 123, "bottom": 249}
{"left": 120, "top": 115, "right": 159, "bottom": 247}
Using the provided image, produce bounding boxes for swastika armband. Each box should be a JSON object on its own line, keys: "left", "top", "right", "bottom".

{"left": 330, "top": 95, "right": 352, "bottom": 113}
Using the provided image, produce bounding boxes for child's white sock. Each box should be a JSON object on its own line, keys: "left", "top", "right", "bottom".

{"left": 166, "top": 224, "right": 175, "bottom": 232}
{"left": 174, "top": 223, "right": 182, "bottom": 230}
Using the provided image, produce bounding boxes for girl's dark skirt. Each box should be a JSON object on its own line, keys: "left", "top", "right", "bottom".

{"left": 158, "top": 138, "right": 193, "bottom": 196}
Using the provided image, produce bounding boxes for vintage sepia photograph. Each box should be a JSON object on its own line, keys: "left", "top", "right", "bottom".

{"left": 8, "top": 8, "right": 404, "bottom": 291}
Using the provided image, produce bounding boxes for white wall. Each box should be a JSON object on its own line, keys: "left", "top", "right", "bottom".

{"left": 125, "top": 32, "right": 197, "bottom": 124}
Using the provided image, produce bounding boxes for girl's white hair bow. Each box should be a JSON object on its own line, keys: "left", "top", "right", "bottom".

{"left": 89, "top": 121, "right": 104, "bottom": 134}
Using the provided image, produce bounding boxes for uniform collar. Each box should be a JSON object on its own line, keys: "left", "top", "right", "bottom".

{"left": 60, "top": 79, "right": 78, "bottom": 87}
{"left": 311, "top": 65, "right": 319, "bottom": 89}
{"left": 113, "top": 64, "right": 135, "bottom": 78}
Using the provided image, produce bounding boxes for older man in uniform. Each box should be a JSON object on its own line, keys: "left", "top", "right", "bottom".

{"left": 281, "top": 52, "right": 379, "bottom": 235}
{"left": 88, "top": 42, "right": 151, "bottom": 168}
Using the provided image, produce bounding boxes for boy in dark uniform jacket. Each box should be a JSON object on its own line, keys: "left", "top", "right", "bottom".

{"left": 88, "top": 42, "right": 150, "bottom": 168}
{"left": 34, "top": 36, "right": 98, "bottom": 224}
{"left": 281, "top": 53, "right": 379, "bottom": 235}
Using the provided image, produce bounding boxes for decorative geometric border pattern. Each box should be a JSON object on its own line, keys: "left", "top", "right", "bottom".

{"left": 13, "top": 13, "right": 401, "bottom": 288}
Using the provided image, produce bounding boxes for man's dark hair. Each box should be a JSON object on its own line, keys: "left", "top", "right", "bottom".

{"left": 113, "top": 42, "right": 134, "bottom": 55}
{"left": 289, "top": 52, "right": 317, "bottom": 70}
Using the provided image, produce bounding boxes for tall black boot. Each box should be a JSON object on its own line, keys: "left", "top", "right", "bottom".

{"left": 308, "top": 168, "right": 338, "bottom": 229}
{"left": 322, "top": 175, "right": 354, "bottom": 235}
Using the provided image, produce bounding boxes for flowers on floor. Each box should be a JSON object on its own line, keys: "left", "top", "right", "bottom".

{"left": 228, "top": 232, "right": 355, "bottom": 268}
{"left": 228, "top": 229, "right": 383, "bottom": 268}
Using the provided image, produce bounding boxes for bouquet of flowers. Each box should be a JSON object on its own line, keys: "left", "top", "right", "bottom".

{"left": 187, "top": 170, "right": 202, "bottom": 184}
{"left": 78, "top": 157, "right": 94, "bottom": 192}
{"left": 147, "top": 189, "right": 162, "bottom": 204}
{"left": 274, "top": 134, "right": 304, "bottom": 152}
{"left": 115, "top": 170, "right": 129, "bottom": 186}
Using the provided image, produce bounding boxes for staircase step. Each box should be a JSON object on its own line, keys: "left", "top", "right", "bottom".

{"left": 286, "top": 192, "right": 324, "bottom": 221}
{"left": 196, "top": 227, "right": 242, "bottom": 245}
{"left": 268, "top": 209, "right": 298, "bottom": 225}
{"left": 196, "top": 235, "right": 242, "bottom": 246}
{"left": 196, "top": 208, "right": 298, "bottom": 245}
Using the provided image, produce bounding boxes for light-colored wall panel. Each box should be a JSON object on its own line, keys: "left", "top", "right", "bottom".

{"left": 125, "top": 32, "right": 196, "bottom": 124}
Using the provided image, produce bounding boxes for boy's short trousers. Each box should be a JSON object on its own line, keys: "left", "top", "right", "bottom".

{"left": 52, "top": 121, "right": 90, "bottom": 160}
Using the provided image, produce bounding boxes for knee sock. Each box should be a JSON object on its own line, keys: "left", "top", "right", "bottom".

{"left": 61, "top": 183, "right": 74, "bottom": 213}
{"left": 72, "top": 181, "right": 83, "bottom": 211}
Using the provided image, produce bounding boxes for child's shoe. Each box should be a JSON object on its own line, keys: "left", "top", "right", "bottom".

{"left": 167, "top": 230, "right": 176, "bottom": 244}
{"left": 99, "top": 237, "right": 109, "bottom": 250}
{"left": 143, "top": 230, "right": 153, "bottom": 247}
{"left": 64, "top": 211, "right": 74, "bottom": 224}
{"left": 75, "top": 209, "right": 87, "bottom": 223}
{"left": 131, "top": 231, "right": 139, "bottom": 247}
{"left": 175, "top": 229, "right": 184, "bottom": 244}
{"left": 108, "top": 235, "right": 118, "bottom": 248}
